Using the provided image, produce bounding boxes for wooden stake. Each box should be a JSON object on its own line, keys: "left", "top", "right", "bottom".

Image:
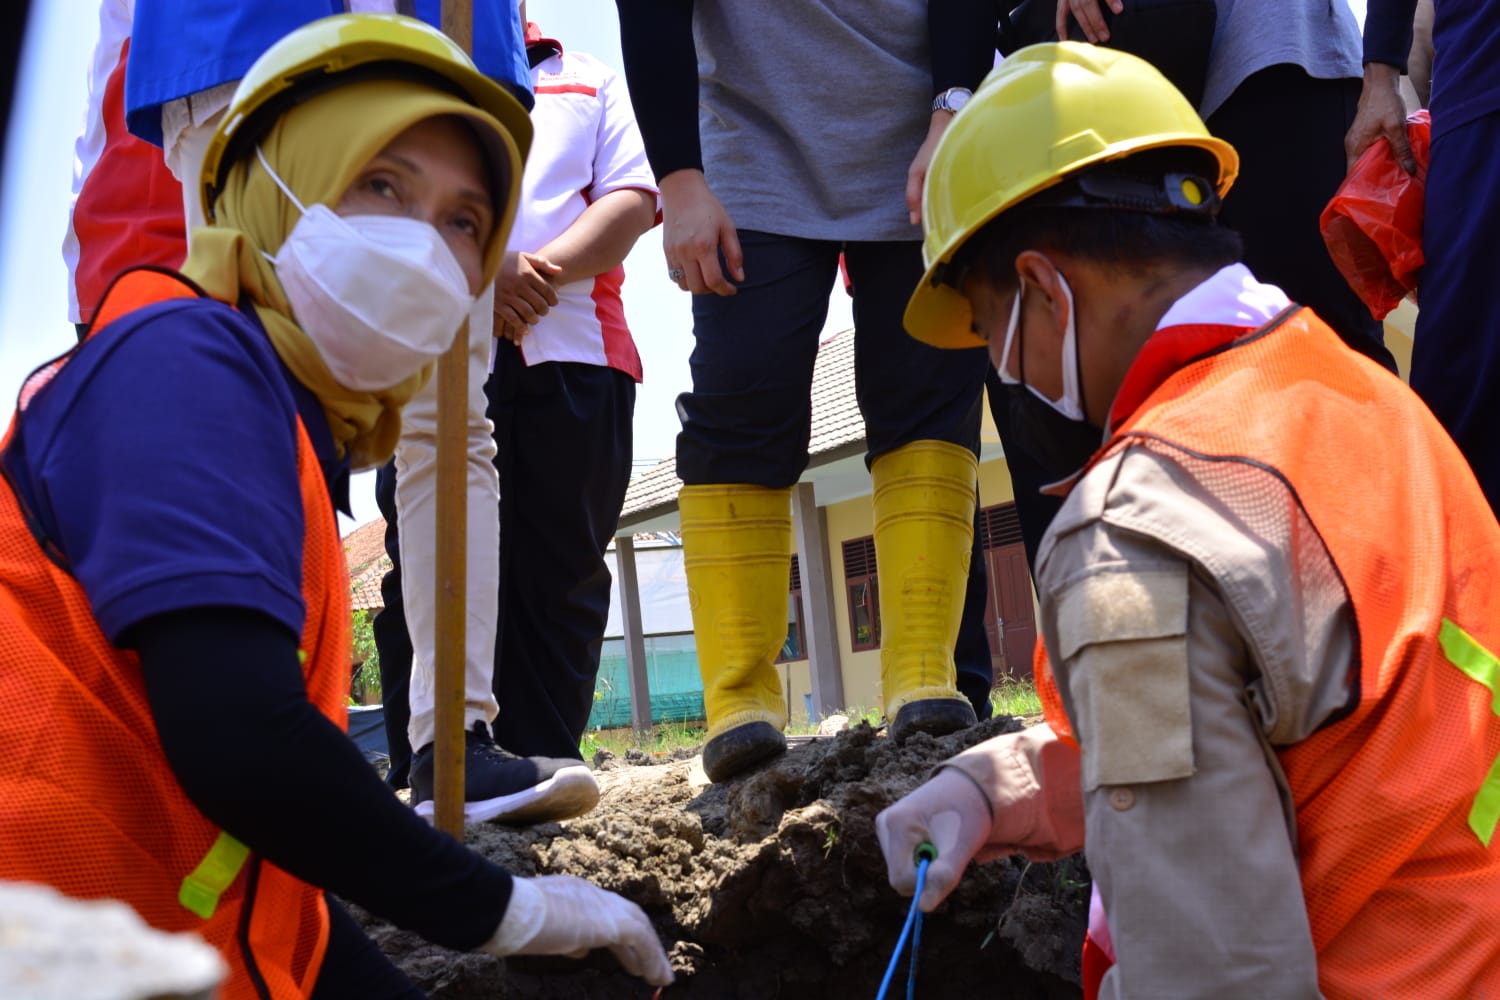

{"left": 432, "top": 0, "right": 474, "bottom": 839}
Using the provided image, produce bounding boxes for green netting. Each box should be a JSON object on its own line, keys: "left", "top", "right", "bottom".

{"left": 586, "top": 634, "right": 706, "bottom": 728}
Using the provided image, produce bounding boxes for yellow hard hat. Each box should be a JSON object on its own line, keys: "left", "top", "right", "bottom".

{"left": 200, "top": 13, "right": 533, "bottom": 222}
{"left": 905, "top": 42, "right": 1239, "bottom": 349}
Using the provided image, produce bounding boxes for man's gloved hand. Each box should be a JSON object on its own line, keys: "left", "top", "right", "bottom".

{"left": 876, "top": 766, "right": 995, "bottom": 913}
{"left": 878, "top": 725, "right": 1085, "bottom": 913}
{"left": 481, "top": 875, "right": 674, "bottom": 987}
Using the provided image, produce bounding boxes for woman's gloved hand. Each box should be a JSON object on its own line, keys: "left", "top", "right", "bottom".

{"left": 481, "top": 875, "right": 674, "bottom": 987}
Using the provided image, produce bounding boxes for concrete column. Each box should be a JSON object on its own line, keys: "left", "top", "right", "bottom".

{"left": 615, "top": 533, "right": 652, "bottom": 733}
{"left": 792, "top": 482, "right": 844, "bottom": 715}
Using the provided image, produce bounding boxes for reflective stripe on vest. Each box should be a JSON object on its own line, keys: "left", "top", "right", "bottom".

{"left": 1440, "top": 618, "right": 1500, "bottom": 845}
{"left": 179, "top": 831, "right": 251, "bottom": 919}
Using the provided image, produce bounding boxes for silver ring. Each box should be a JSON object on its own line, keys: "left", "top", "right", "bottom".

{"left": 667, "top": 267, "right": 686, "bottom": 282}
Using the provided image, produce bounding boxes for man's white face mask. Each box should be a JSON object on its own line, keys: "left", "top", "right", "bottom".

{"left": 995, "top": 271, "right": 1086, "bottom": 421}
{"left": 257, "top": 146, "right": 475, "bottom": 392}
{"left": 992, "top": 269, "right": 1104, "bottom": 483}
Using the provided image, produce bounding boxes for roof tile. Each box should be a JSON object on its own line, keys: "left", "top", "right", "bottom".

{"left": 343, "top": 518, "right": 390, "bottom": 613}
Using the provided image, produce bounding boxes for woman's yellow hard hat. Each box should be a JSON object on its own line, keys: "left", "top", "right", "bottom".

{"left": 200, "top": 13, "right": 533, "bottom": 222}
{"left": 905, "top": 42, "right": 1239, "bottom": 349}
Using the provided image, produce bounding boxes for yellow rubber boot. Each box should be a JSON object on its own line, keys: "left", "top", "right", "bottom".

{"left": 872, "top": 440, "right": 980, "bottom": 742}
{"left": 679, "top": 484, "right": 792, "bottom": 782}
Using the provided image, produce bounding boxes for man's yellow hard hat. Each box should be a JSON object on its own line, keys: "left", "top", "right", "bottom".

{"left": 905, "top": 42, "right": 1239, "bottom": 349}
{"left": 200, "top": 13, "right": 533, "bottom": 222}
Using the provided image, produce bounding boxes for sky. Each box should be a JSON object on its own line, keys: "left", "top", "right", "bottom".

{"left": 0, "top": 0, "right": 855, "bottom": 536}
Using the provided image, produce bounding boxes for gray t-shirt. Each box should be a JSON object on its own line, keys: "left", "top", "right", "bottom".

{"left": 1201, "top": 0, "right": 1364, "bottom": 118}
{"left": 693, "top": 0, "right": 929, "bottom": 242}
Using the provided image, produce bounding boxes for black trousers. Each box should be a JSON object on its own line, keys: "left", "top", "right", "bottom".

{"left": 487, "top": 343, "right": 636, "bottom": 760}
{"left": 1410, "top": 110, "right": 1500, "bottom": 514}
{"left": 676, "top": 233, "right": 989, "bottom": 483}
{"left": 956, "top": 496, "right": 998, "bottom": 719}
{"left": 984, "top": 369, "right": 1064, "bottom": 577}
{"left": 1207, "top": 63, "right": 1398, "bottom": 372}
{"left": 373, "top": 460, "right": 414, "bottom": 789}
{"left": 949, "top": 364, "right": 1064, "bottom": 713}
{"left": 310, "top": 895, "right": 424, "bottom": 999}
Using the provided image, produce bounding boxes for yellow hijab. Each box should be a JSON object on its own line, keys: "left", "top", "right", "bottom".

{"left": 182, "top": 77, "right": 512, "bottom": 471}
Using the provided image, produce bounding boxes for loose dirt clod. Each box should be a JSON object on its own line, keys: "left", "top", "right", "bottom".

{"left": 353, "top": 717, "right": 1087, "bottom": 999}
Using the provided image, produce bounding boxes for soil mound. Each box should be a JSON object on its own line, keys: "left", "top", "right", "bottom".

{"left": 355, "top": 717, "right": 1087, "bottom": 998}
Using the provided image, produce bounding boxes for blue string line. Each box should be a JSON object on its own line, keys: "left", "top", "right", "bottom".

{"left": 907, "top": 882, "right": 924, "bottom": 1000}
{"left": 876, "top": 857, "right": 930, "bottom": 1000}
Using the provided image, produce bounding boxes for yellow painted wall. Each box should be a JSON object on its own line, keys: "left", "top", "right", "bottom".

{"left": 825, "top": 492, "right": 883, "bottom": 714}
{"left": 1384, "top": 299, "right": 1416, "bottom": 383}
{"left": 978, "top": 456, "right": 1018, "bottom": 508}
{"left": 981, "top": 385, "right": 1001, "bottom": 447}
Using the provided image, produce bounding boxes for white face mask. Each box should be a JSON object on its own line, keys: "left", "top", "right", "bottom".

{"left": 256, "top": 147, "right": 476, "bottom": 392}
{"left": 994, "top": 271, "right": 1087, "bottom": 422}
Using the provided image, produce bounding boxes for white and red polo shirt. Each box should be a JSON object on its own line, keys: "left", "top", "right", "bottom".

{"left": 63, "top": 0, "right": 186, "bottom": 326}
{"left": 509, "top": 27, "right": 659, "bottom": 382}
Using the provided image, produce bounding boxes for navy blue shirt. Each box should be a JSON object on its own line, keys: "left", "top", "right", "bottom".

{"left": 4, "top": 295, "right": 343, "bottom": 644}
{"left": 1365, "top": 0, "right": 1500, "bottom": 139}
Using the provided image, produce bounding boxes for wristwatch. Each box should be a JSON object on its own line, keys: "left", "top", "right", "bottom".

{"left": 931, "top": 87, "right": 973, "bottom": 114}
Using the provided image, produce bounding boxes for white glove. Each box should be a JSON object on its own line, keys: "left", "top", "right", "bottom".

{"left": 878, "top": 724, "right": 1086, "bottom": 913}
{"left": 876, "top": 766, "right": 995, "bottom": 913}
{"left": 482, "top": 875, "right": 673, "bottom": 987}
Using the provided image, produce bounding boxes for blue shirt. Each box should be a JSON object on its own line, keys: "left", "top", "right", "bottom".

{"left": 1429, "top": 0, "right": 1500, "bottom": 137}
{"left": 125, "top": 1, "right": 532, "bottom": 146}
{"left": 1, "top": 296, "right": 345, "bottom": 644}
{"left": 1366, "top": 0, "right": 1500, "bottom": 140}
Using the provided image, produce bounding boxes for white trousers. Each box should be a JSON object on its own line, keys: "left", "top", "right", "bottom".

{"left": 397, "top": 293, "right": 501, "bottom": 751}
{"left": 168, "top": 106, "right": 502, "bottom": 753}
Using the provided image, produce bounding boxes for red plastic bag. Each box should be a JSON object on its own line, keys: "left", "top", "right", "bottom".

{"left": 1320, "top": 110, "right": 1430, "bottom": 320}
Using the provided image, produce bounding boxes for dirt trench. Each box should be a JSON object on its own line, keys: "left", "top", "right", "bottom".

{"left": 353, "top": 717, "right": 1087, "bottom": 999}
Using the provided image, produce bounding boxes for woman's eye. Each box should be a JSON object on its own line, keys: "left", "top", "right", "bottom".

{"left": 453, "top": 214, "right": 481, "bottom": 239}
{"left": 366, "top": 177, "right": 398, "bottom": 199}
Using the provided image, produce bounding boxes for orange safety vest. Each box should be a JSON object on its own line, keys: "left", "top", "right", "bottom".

{"left": 0, "top": 270, "right": 350, "bottom": 999}
{"left": 1037, "top": 307, "right": 1500, "bottom": 998}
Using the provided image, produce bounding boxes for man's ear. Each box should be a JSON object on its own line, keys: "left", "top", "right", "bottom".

{"left": 1013, "top": 249, "right": 1069, "bottom": 340}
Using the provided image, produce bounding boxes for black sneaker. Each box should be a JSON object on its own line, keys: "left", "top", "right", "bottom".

{"left": 409, "top": 721, "right": 599, "bottom": 825}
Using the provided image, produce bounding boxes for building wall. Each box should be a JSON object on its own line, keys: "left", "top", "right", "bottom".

{"left": 978, "top": 457, "right": 1018, "bottom": 510}
{"left": 1384, "top": 300, "right": 1415, "bottom": 382}
{"left": 825, "top": 492, "right": 882, "bottom": 713}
